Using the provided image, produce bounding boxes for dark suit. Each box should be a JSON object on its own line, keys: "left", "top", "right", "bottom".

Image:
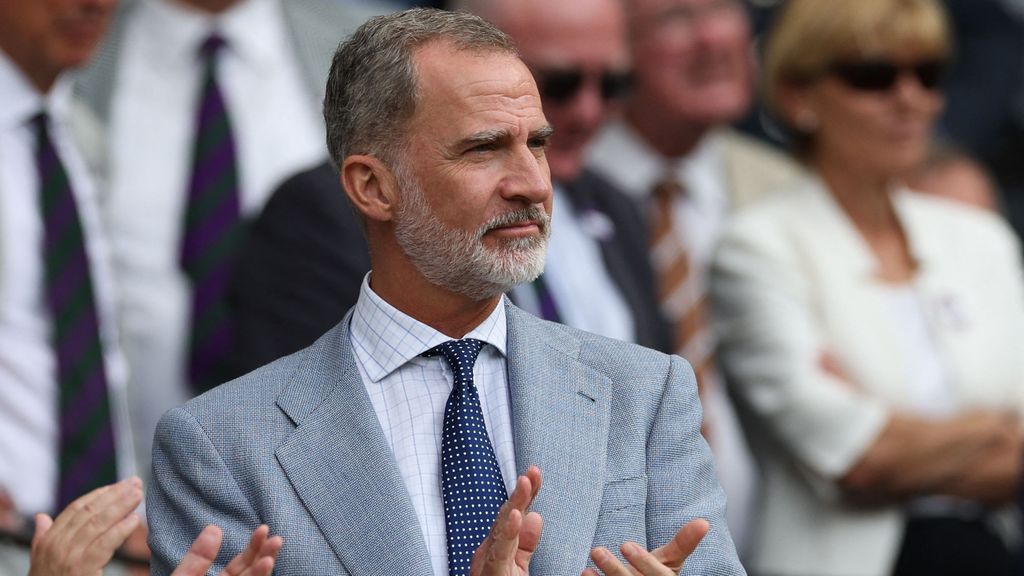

{"left": 222, "top": 163, "right": 370, "bottom": 379}
{"left": 538, "top": 170, "right": 672, "bottom": 353}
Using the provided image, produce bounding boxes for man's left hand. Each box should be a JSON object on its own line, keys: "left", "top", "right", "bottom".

{"left": 580, "top": 518, "right": 709, "bottom": 575}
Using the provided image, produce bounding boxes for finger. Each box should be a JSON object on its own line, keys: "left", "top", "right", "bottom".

{"left": 173, "top": 525, "right": 223, "bottom": 576}
{"left": 222, "top": 525, "right": 270, "bottom": 575}
{"left": 81, "top": 512, "right": 141, "bottom": 572}
{"left": 623, "top": 541, "right": 678, "bottom": 575}
{"left": 51, "top": 477, "right": 143, "bottom": 557}
{"left": 507, "top": 473, "right": 534, "bottom": 514}
{"left": 581, "top": 570, "right": 600, "bottom": 576}
{"left": 30, "top": 513, "right": 54, "bottom": 554}
{"left": 238, "top": 557, "right": 275, "bottom": 576}
{"left": 514, "top": 510, "right": 543, "bottom": 568}
{"left": 651, "top": 519, "right": 709, "bottom": 571}
{"left": 525, "top": 465, "right": 542, "bottom": 504}
{"left": 590, "top": 546, "right": 632, "bottom": 576}
{"left": 480, "top": 508, "right": 523, "bottom": 570}
{"left": 244, "top": 534, "right": 283, "bottom": 574}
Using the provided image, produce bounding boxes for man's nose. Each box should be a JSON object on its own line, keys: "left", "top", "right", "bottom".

{"left": 498, "top": 146, "right": 552, "bottom": 207}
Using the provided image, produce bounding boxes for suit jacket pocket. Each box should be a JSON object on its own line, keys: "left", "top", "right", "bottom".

{"left": 599, "top": 474, "right": 648, "bottom": 513}
{"left": 594, "top": 474, "right": 649, "bottom": 551}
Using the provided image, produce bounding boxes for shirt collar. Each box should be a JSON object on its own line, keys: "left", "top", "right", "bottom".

{"left": 140, "top": 0, "right": 282, "bottom": 71}
{"left": 589, "top": 118, "right": 725, "bottom": 200}
{"left": 350, "top": 273, "right": 509, "bottom": 383}
{"left": 0, "top": 49, "right": 73, "bottom": 131}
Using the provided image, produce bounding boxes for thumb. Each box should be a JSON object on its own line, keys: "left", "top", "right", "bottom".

{"left": 652, "top": 518, "right": 709, "bottom": 571}
{"left": 31, "top": 513, "right": 54, "bottom": 551}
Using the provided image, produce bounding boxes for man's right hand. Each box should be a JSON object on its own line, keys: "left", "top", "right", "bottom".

{"left": 470, "top": 465, "right": 543, "bottom": 576}
{"left": 172, "top": 524, "right": 283, "bottom": 576}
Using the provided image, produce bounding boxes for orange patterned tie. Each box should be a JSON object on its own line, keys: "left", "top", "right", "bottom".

{"left": 649, "top": 177, "right": 714, "bottom": 438}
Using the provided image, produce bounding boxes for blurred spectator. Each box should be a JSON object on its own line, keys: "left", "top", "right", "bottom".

{"left": 452, "top": 0, "right": 672, "bottom": 352}
{"left": 712, "top": 0, "right": 1024, "bottom": 574}
{"left": 908, "top": 143, "right": 1002, "bottom": 213}
{"left": 0, "top": 0, "right": 139, "bottom": 573}
{"left": 744, "top": 0, "right": 1024, "bottom": 240}
{"left": 73, "top": 0, "right": 386, "bottom": 483}
{"left": 586, "top": 0, "right": 805, "bottom": 557}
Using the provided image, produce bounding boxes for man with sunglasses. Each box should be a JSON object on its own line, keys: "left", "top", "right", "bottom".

{"left": 587, "top": 0, "right": 806, "bottom": 559}
{"left": 452, "top": 0, "right": 672, "bottom": 354}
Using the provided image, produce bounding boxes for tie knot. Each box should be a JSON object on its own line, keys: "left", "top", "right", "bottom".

{"left": 198, "top": 33, "right": 227, "bottom": 60}
{"left": 424, "top": 338, "right": 485, "bottom": 374}
{"left": 652, "top": 177, "right": 685, "bottom": 201}
{"left": 30, "top": 111, "right": 51, "bottom": 138}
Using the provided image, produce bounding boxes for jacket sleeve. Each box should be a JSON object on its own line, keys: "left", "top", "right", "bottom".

{"left": 646, "top": 354, "right": 747, "bottom": 575}
{"left": 147, "top": 406, "right": 263, "bottom": 575}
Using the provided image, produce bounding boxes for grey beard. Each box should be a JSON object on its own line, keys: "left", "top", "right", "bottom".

{"left": 393, "top": 176, "right": 550, "bottom": 302}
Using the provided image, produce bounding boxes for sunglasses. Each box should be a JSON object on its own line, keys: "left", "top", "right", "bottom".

{"left": 829, "top": 59, "right": 947, "bottom": 92}
{"left": 533, "top": 68, "right": 633, "bottom": 103}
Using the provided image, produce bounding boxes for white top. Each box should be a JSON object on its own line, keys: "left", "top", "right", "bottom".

{"left": 0, "top": 50, "right": 133, "bottom": 515}
{"left": 880, "top": 284, "right": 956, "bottom": 417}
{"left": 105, "top": 0, "right": 326, "bottom": 477}
{"left": 349, "top": 275, "right": 517, "bottom": 576}
{"left": 510, "top": 184, "right": 634, "bottom": 343}
{"left": 586, "top": 118, "right": 757, "bottom": 556}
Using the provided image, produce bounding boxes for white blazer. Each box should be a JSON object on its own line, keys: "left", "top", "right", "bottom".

{"left": 711, "top": 177, "right": 1024, "bottom": 576}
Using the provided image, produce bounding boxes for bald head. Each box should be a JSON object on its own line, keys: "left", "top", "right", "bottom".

{"left": 454, "top": 0, "right": 629, "bottom": 182}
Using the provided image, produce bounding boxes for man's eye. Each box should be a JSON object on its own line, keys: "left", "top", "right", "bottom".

{"left": 468, "top": 142, "right": 497, "bottom": 153}
{"left": 528, "top": 137, "right": 550, "bottom": 149}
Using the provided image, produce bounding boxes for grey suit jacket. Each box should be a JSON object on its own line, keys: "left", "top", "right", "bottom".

{"left": 147, "top": 301, "right": 743, "bottom": 575}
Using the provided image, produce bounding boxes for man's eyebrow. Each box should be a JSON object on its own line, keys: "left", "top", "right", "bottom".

{"left": 530, "top": 124, "right": 555, "bottom": 140}
{"left": 458, "top": 128, "right": 513, "bottom": 149}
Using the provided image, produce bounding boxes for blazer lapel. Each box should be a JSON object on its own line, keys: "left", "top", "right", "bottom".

{"left": 504, "top": 303, "right": 613, "bottom": 571}
{"left": 275, "top": 316, "right": 432, "bottom": 576}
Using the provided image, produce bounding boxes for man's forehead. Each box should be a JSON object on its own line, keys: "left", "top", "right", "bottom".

{"left": 412, "top": 41, "right": 541, "bottom": 112}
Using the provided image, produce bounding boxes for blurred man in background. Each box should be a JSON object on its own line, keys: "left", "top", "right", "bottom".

{"left": 587, "top": 0, "right": 806, "bottom": 557}
{"left": 74, "top": 0, "right": 385, "bottom": 486}
{"left": 0, "top": 0, "right": 137, "bottom": 572}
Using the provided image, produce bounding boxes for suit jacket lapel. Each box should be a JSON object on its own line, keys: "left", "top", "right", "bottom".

{"left": 275, "top": 315, "right": 432, "bottom": 576}
{"left": 504, "top": 303, "right": 613, "bottom": 571}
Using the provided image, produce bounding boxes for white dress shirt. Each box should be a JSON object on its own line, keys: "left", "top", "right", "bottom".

{"left": 586, "top": 118, "right": 758, "bottom": 557}
{"left": 510, "top": 183, "right": 634, "bottom": 342}
{"left": 0, "top": 51, "right": 133, "bottom": 515}
{"left": 350, "top": 275, "right": 517, "bottom": 576}
{"left": 105, "top": 0, "right": 326, "bottom": 477}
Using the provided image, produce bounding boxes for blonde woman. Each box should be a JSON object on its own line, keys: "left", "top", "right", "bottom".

{"left": 711, "top": 0, "right": 1024, "bottom": 574}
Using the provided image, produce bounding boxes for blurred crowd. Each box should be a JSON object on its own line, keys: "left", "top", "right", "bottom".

{"left": 2, "top": 0, "right": 1024, "bottom": 574}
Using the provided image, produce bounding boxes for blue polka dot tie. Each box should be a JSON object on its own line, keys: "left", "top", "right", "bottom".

{"left": 424, "top": 339, "right": 508, "bottom": 576}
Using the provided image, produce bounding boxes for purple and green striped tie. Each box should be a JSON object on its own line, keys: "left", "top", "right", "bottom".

{"left": 181, "top": 34, "right": 242, "bottom": 393}
{"left": 33, "top": 112, "right": 118, "bottom": 512}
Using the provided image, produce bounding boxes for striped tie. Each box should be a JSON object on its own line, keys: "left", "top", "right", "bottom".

{"left": 649, "top": 177, "right": 714, "bottom": 437}
{"left": 33, "top": 112, "right": 118, "bottom": 512}
{"left": 181, "top": 34, "right": 242, "bottom": 393}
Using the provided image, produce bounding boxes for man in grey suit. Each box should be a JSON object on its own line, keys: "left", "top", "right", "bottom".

{"left": 147, "top": 8, "right": 743, "bottom": 576}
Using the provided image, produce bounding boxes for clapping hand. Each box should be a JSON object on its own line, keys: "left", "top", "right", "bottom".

{"left": 582, "top": 519, "right": 710, "bottom": 576}
{"left": 470, "top": 465, "right": 544, "bottom": 576}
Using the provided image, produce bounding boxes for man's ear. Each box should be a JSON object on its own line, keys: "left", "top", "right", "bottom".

{"left": 341, "top": 155, "right": 401, "bottom": 222}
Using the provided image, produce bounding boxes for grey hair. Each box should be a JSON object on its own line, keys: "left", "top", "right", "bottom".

{"left": 323, "top": 7, "right": 519, "bottom": 169}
